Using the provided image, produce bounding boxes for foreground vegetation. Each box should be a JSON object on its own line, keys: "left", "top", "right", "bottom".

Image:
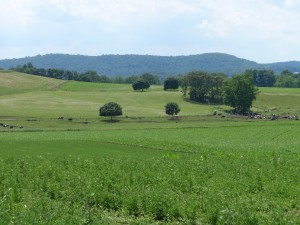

{"left": 1, "top": 121, "right": 299, "bottom": 224}
{"left": 0, "top": 71, "right": 299, "bottom": 224}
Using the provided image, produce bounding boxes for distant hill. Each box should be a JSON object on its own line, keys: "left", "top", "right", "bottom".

{"left": 0, "top": 53, "right": 300, "bottom": 76}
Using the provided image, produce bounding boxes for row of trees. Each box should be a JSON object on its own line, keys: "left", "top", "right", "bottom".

{"left": 11, "top": 62, "right": 300, "bottom": 88}
{"left": 11, "top": 63, "right": 161, "bottom": 85}
{"left": 274, "top": 70, "right": 300, "bottom": 88}
{"left": 164, "top": 69, "right": 300, "bottom": 90}
{"left": 246, "top": 69, "right": 300, "bottom": 88}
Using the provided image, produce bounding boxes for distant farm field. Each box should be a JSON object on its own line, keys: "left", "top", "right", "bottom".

{"left": 0, "top": 71, "right": 299, "bottom": 224}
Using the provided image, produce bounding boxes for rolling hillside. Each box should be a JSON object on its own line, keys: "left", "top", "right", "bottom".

{"left": 2, "top": 53, "right": 299, "bottom": 77}
{"left": 0, "top": 71, "right": 300, "bottom": 118}
{"left": 0, "top": 70, "right": 66, "bottom": 96}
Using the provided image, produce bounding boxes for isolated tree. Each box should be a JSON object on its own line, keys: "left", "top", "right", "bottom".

{"left": 99, "top": 102, "right": 122, "bottom": 122}
{"left": 223, "top": 74, "right": 258, "bottom": 113}
{"left": 165, "top": 102, "right": 180, "bottom": 119}
{"left": 132, "top": 78, "right": 150, "bottom": 91}
{"left": 164, "top": 77, "right": 180, "bottom": 90}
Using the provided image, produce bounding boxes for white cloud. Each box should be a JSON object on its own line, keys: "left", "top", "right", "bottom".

{"left": 46, "top": 0, "right": 202, "bottom": 27}
{"left": 1, "top": 0, "right": 300, "bottom": 62}
{"left": 0, "top": 0, "right": 36, "bottom": 30}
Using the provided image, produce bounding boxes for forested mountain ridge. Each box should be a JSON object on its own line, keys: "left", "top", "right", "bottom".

{"left": 0, "top": 53, "right": 299, "bottom": 76}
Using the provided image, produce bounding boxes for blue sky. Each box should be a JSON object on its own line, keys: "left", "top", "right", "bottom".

{"left": 1, "top": 0, "right": 300, "bottom": 63}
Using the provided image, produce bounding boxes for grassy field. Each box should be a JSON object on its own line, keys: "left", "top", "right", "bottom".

{"left": 0, "top": 71, "right": 299, "bottom": 224}
{"left": 1, "top": 70, "right": 300, "bottom": 118}
{"left": 0, "top": 70, "right": 65, "bottom": 95}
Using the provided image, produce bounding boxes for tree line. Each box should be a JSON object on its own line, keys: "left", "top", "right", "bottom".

{"left": 11, "top": 62, "right": 300, "bottom": 88}
{"left": 10, "top": 63, "right": 161, "bottom": 85}
{"left": 245, "top": 69, "right": 300, "bottom": 88}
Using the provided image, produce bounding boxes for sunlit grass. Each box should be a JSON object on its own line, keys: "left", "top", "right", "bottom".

{"left": 0, "top": 72, "right": 300, "bottom": 224}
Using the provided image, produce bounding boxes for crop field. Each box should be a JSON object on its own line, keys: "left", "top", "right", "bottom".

{"left": 0, "top": 71, "right": 300, "bottom": 224}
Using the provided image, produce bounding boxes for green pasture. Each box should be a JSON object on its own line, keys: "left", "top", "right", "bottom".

{"left": 0, "top": 70, "right": 65, "bottom": 95}
{"left": 1, "top": 71, "right": 300, "bottom": 118}
{"left": 0, "top": 121, "right": 299, "bottom": 224}
{"left": 1, "top": 120, "right": 299, "bottom": 154}
{"left": 254, "top": 87, "right": 300, "bottom": 114}
{"left": 0, "top": 71, "right": 300, "bottom": 224}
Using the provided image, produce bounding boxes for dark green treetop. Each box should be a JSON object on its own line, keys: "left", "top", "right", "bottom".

{"left": 165, "top": 102, "right": 181, "bottom": 119}
{"left": 223, "top": 74, "right": 258, "bottom": 113}
{"left": 132, "top": 78, "right": 150, "bottom": 91}
{"left": 99, "top": 102, "right": 122, "bottom": 122}
{"left": 164, "top": 77, "right": 180, "bottom": 90}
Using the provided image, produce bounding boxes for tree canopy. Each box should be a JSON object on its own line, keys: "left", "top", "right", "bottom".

{"left": 182, "top": 71, "right": 226, "bottom": 103}
{"left": 164, "top": 77, "right": 180, "bottom": 90}
{"left": 245, "top": 69, "right": 276, "bottom": 87}
{"left": 132, "top": 78, "right": 150, "bottom": 91}
{"left": 165, "top": 102, "right": 180, "bottom": 119}
{"left": 140, "top": 73, "right": 160, "bottom": 85}
{"left": 223, "top": 74, "right": 259, "bottom": 113}
{"left": 99, "top": 102, "right": 122, "bottom": 122}
{"left": 275, "top": 70, "right": 300, "bottom": 88}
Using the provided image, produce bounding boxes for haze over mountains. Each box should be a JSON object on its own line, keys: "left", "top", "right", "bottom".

{"left": 1, "top": 53, "right": 300, "bottom": 77}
